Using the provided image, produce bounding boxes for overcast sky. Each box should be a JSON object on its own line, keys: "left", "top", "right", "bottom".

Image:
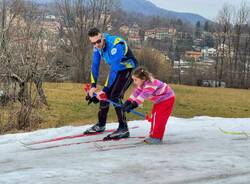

{"left": 149, "top": 0, "right": 250, "bottom": 20}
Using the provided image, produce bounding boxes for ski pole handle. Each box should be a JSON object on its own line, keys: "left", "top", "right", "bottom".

{"left": 84, "top": 83, "right": 91, "bottom": 93}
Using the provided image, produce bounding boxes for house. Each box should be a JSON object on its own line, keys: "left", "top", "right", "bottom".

{"left": 201, "top": 48, "right": 217, "bottom": 57}
{"left": 128, "top": 35, "right": 141, "bottom": 44}
{"left": 128, "top": 23, "right": 140, "bottom": 37}
{"left": 119, "top": 25, "right": 130, "bottom": 36}
{"left": 207, "top": 48, "right": 217, "bottom": 56}
{"left": 155, "top": 28, "right": 169, "bottom": 40}
{"left": 173, "top": 60, "right": 191, "bottom": 69}
{"left": 197, "top": 80, "right": 226, "bottom": 87}
{"left": 185, "top": 51, "right": 202, "bottom": 62}
{"left": 144, "top": 28, "right": 156, "bottom": 40}
{"left": 144, "top": 27, "right": 176, "bottom": 41}
{"left": 128, "top": 23, "right": 142, "bottom": 45}
{"left": 217, "top": 44, "right": 234, "bottom": 57}
{"left": 194, "top": 38, "right": 203, "bottom": 46}
{"left": 45, "top": 15, "right": 56, "bottom": 20}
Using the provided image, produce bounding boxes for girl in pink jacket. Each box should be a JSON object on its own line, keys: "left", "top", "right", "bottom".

{"left": 122, "top": 67, "right": 175, "bottom": 144}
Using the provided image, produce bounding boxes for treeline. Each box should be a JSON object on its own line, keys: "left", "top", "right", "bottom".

{"left": 213, "top": 2, "right": 250, "bottom": 89}
{"left": 113, "top": 2, "right": 250, "bottom": 89}
{"left": 0, "top": 0, "right": 118, "bottom": 132}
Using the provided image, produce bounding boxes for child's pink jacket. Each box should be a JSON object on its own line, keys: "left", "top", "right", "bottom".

{"left": 128, "top": 78, "right": 175, "bottom": 105}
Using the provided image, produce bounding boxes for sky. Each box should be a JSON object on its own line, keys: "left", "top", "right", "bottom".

{"left": 0, "top": 117, "right": 250, "bottom": 183}
{"left": 149, "top": 0, "right": 250, "bottom": 20}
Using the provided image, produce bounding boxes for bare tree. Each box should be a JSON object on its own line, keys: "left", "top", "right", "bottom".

{"left": 215, "top": 3, "right": 234, "bottom": 87}
{"left": 56, "top": 0, "right": 118, "bottom": 82}
{"left": 246, "top": 22, "right": 250, "bottom": 88}
{"left": 233, "top": 1, "right": 250, "bottom": 88}
{"left": 215, "top": 1, "right": 250, "bottom": 88}
{"left": 0, "top": 0, "right": 55, "bottom": 132}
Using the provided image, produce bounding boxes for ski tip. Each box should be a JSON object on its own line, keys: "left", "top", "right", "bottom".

{"left": 219, "top": 128, "right": 250, "bottom": 137}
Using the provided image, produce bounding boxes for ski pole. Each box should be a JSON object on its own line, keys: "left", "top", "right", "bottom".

{"left": 106, "top": 98, "right": 151, "bottom": 122}
{"left": 104, "top": 98, "right": 146, "bottom": 118}
{"left": 94, "top": 92, "right": 146, "bottom": 118}
{"left": 84, "top": 84, "right": 146, "bottom": 119}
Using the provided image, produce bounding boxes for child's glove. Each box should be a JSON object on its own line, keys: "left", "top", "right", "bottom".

{"left": 85, "top": 94, "right": 99, "bottom": 105}
{"left": 123, "top": 100, "right": 132, "bottom": 107}
{"left": 122, "top": 100, "right": 138, "bottom": 113}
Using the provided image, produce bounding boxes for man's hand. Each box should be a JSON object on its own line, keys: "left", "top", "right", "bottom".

{"left": 88, "top": 87, "right": 97, "bottom": 97}
{"left": 85, "top": 94, "right": 99, "bottom": 105}
{"left": 84, "top": 84, "right": 99, "bottom": 105}
{"left": 96, "top": 91, "right": 107, "bottom": 101}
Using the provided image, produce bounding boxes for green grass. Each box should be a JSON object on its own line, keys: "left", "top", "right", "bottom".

{"left": 173, "top": 85, "right": 250, "bottom": 118}
{"left": 38, "top": 82, "right": 250, "bottom": 129}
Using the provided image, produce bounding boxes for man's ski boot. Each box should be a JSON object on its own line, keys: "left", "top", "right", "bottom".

{"left": 103, "top": 127, "right": 130, "bottom": 140}
{"left": 83, "top": 124, "right": 105, "bottom": 134}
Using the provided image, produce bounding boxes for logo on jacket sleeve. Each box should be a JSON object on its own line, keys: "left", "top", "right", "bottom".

{"left": 111, "top": 48, "right": 117, "bottom": 55}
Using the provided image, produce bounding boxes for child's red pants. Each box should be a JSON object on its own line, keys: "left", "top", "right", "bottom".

{"left": 149, "top": 97, "right": 175, "bottom": 140}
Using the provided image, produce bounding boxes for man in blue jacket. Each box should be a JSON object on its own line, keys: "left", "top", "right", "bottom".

{"left": 84, "top": 28, "right": 137, "bottom": 140}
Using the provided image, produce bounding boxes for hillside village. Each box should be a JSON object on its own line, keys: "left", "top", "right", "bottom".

{"left": 38, "top": 12, "right": 239, "bottom": 88}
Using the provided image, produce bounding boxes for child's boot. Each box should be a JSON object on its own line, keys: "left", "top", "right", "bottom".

{"left": 144, "top": 137, "right": 162, "bottom": 144}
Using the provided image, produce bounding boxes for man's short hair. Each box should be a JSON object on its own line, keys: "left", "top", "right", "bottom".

{"left": 88, "top": 28, "right": 100, "bottom": 37}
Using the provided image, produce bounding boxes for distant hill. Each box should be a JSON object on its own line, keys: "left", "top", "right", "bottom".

{"left": 34, "top": 0, "right": 207, "bottom": 24}
{"left": 120, "top": 0, "right": 207, "bottom": 24}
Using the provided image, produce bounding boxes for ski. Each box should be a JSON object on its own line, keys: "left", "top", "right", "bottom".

{"left": 23, "top": 136, "right": 145, "bottom": 150}
{"left": 219, "top": 128, "right": 250, "bottom": 137}
{"left": 94, "top": 141, "right": 146, "bottom": 151}
{"left": 20, "top": 126, "right": 139, "bottom": 146}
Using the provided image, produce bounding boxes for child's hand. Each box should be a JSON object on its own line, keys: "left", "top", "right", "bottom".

{"left": 122, "top": 100, "right": 138, "bottom": 113}
{"left": 123, "top": 100, "right": 132, "bottom": 107}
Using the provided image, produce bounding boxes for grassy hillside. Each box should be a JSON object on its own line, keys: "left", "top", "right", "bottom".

{"left": 38, "top": 82, "right": 250, "bottom": 129}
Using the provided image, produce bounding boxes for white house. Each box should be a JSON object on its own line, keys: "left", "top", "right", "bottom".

{"left": 207, "top": 48, "right": 217, "bottom": 56}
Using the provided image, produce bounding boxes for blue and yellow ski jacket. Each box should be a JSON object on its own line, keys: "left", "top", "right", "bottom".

{"left": 90, "top": 33, "right": 137, "bottom": 92}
